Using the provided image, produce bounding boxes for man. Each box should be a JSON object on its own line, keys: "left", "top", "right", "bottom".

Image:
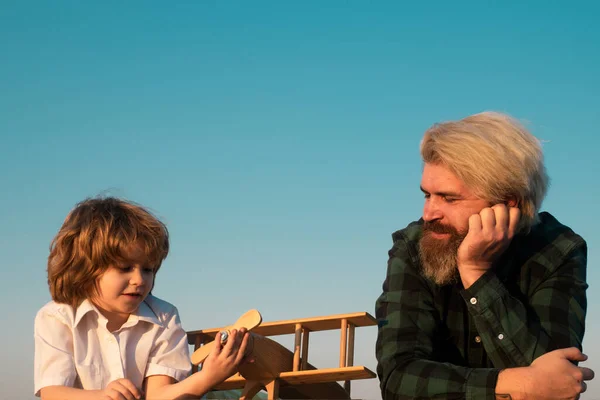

{"left": 375, "top": 112, "right": 594, "bottom": 399}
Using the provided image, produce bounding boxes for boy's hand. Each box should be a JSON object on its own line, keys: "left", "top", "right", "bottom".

{"left": 457, "top": 204, "right": 520, "bottom": 288}
{"left": 102, "top": 378, "right": 142, "bottom": 400}
{"left": 201, "top": 328, "right": 251, "bottom": 387}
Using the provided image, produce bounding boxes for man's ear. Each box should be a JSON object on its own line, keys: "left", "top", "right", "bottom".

{"left": 506, "top": 198, "right": 519, "bottom": 208}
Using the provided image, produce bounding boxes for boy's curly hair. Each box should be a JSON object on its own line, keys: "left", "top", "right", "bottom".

{"left": 47, "top": 196, "right": 170, "bottom": 309}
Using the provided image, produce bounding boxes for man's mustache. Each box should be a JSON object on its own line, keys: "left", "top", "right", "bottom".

{"left": 423, "top": 221, "right": 462, "bottom": 236}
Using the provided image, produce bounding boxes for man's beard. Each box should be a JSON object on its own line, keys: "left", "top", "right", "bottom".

{"left": 418, "top": 221, "right": 467, "bottom": 286}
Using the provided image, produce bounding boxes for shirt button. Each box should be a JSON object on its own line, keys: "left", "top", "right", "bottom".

{"left": 498, "top": 333, "right": 504, "bottom": 340}
{"left": 474, "top": 336, "right": 481, "bottom": 343}
{"left": 470, "top": 297, "right": 477, "bottom": 305}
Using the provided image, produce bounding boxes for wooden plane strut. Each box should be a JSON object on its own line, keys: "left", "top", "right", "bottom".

{"left": 187, "top": 311, "right": 377, "bottom": 400}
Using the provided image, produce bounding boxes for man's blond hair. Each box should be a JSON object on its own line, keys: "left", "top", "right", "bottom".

{"left": 420, "top": 111, "right": 549, "bottom": 233}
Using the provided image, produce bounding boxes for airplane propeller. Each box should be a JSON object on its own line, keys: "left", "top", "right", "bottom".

{"left": 191, "top": 309, "right": 262, "bottom": 365}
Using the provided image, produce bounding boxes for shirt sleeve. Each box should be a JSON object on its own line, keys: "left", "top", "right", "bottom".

{"left": 145, "top": 306, "right": 192, "bottom": 383}
{"left": 375, "top": 234, "right": 500, "bottom": 400}
{"left": 34, "top": 305, "right": 77, "bottom": 396}
{"left": 460, "top": 240, "right": 588, "bottom": 368}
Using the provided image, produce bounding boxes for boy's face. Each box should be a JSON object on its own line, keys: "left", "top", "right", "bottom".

{"left": 92, "top": 244, "right": 155, "bottom": 330}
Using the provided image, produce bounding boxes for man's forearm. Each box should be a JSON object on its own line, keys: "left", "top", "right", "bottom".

{"left": 494, "top": 367, "right": 532, "bottom": 400}
{"left": 379, "top": 356, "right": 501, "bottom": 399}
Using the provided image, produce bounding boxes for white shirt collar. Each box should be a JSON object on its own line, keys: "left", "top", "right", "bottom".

{"left": 74, "top": 298, "right": 163, "bottom": 329}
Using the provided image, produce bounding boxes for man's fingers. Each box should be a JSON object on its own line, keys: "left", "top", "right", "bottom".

{"left": 581, "top": 381, "right": 588, "bottom": 393}
{"left": 560, "top": 347, "right": 586, "bottom": 361}
{"left": 491, "top": 204, "right": 509, "bottom": 232}
{"left": 479, "top": 207, "right": 496, "bottom": 232}
{"left": 508, "top": 207, "right": 521, "bottom": 238}
{"left": 581, "top": 366, "right": 595, "bottom": 381}
{"left": 468, "top": 214, "right": 483, "bottom": 235}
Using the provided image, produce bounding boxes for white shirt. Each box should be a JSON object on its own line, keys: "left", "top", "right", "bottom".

{"left": 34, "top": 294, "right": 192, "bottom": 396}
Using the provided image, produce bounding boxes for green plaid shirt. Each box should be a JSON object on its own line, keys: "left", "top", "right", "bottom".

{"left": 375, "top": 212, "right": 588, "bottom": 400}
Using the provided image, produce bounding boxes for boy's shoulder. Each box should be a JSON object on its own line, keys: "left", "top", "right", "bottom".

{"left": 35, "top": 300, "right": 76, "bottom": 326}
{"left": 142, "top": 294, "right": 182, "bottom": 324}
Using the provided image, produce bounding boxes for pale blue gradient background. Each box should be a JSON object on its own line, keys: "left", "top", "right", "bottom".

{"left": 1, "top": 1, "right": 598, "bottom": 399}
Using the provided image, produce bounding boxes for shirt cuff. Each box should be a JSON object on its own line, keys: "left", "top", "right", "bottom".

{"left": 460, "top": 270, "right": 507, "bottom": 314}
{"left": 465, "top": 368, "right": 500, "bottom": 400}
{"left": 146, "top": 363, "right": 191, "bottom": 383}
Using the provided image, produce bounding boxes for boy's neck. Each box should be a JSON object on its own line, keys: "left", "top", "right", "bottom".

{"left": 106, "top": 316, "right": 128, "bottom": 332}
{"left": 90, "top": 301, "right": 131, "bottom": 332}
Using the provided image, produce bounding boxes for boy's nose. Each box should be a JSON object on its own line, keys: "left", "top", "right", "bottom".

{"left": 130, "top": 269, "right": 145, "bottom": 285}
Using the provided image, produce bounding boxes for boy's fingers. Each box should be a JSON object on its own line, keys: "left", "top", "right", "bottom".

{"left": 235, "top": 332, "right": 251, "bottom": 364}
{"left": 109, "top": 385, "right": 131, "bottom": 400}
{"left": 222, "top": 329, "right": 238, "bottom": 356}
{"left": 106, "top": 388, "right": 125, "bottom": 400}
{"left": 116, "top": 383, "right": 136, "bottom": 400}
{"left": 212, "top": 332, "right": 224, "bottom": 357}
{"left": 118, "top": 379, "right": 141, "bottom": 399}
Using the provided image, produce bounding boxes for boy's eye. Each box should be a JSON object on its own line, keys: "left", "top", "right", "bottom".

{"left": 143, "top": 267, "right": 155, "bottom": 273}
{"left": 119, "top": 266, "right": 133, "bottom": 272}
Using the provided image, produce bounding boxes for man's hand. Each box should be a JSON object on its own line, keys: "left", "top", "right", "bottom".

{"left": 457, "top": 204, "right": 520, "bottom": 288}
{"left": 526, "top": 348, "right": 593, "bottom": 399}
{"left": 496, "top": 348, "right": 594, "bottom": 400}
{"left": 102, "top": 378, "right": 142, "bottom": 400}
{"left": 530, "top": 348, "right": 594, "bottom": 399}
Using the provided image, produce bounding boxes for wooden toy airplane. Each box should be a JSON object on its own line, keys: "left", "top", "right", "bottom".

{"left": 188, "top": 309, "right": 377, "bottom": 400}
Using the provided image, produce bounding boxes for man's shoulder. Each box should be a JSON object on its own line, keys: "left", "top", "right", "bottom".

{"left": 507, "top": 211, "right": 587, "bottom": 279}
{"left": 529, "top": 211, "right": 586, "bottom": 253}
{"left": 391, "top": 218, "right": 424, "bottom": 245}
{"left": 387, "top": 219, "right": 424, "bottom": 270}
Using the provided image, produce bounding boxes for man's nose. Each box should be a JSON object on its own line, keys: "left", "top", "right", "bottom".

{"left": 423, "top": 198, "right": 442, "bottom": 222}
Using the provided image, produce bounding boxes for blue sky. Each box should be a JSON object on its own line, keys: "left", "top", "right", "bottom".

{"left": 1, "top": 1, "right": 599, "bottom": 399}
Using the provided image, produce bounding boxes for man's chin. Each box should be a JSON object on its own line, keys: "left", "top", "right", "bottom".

{"left": 418, "top": 236, "right": 462, "bottom": 286}
{"left": 421, "top": 264, "right": 459, "bottom": 286}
